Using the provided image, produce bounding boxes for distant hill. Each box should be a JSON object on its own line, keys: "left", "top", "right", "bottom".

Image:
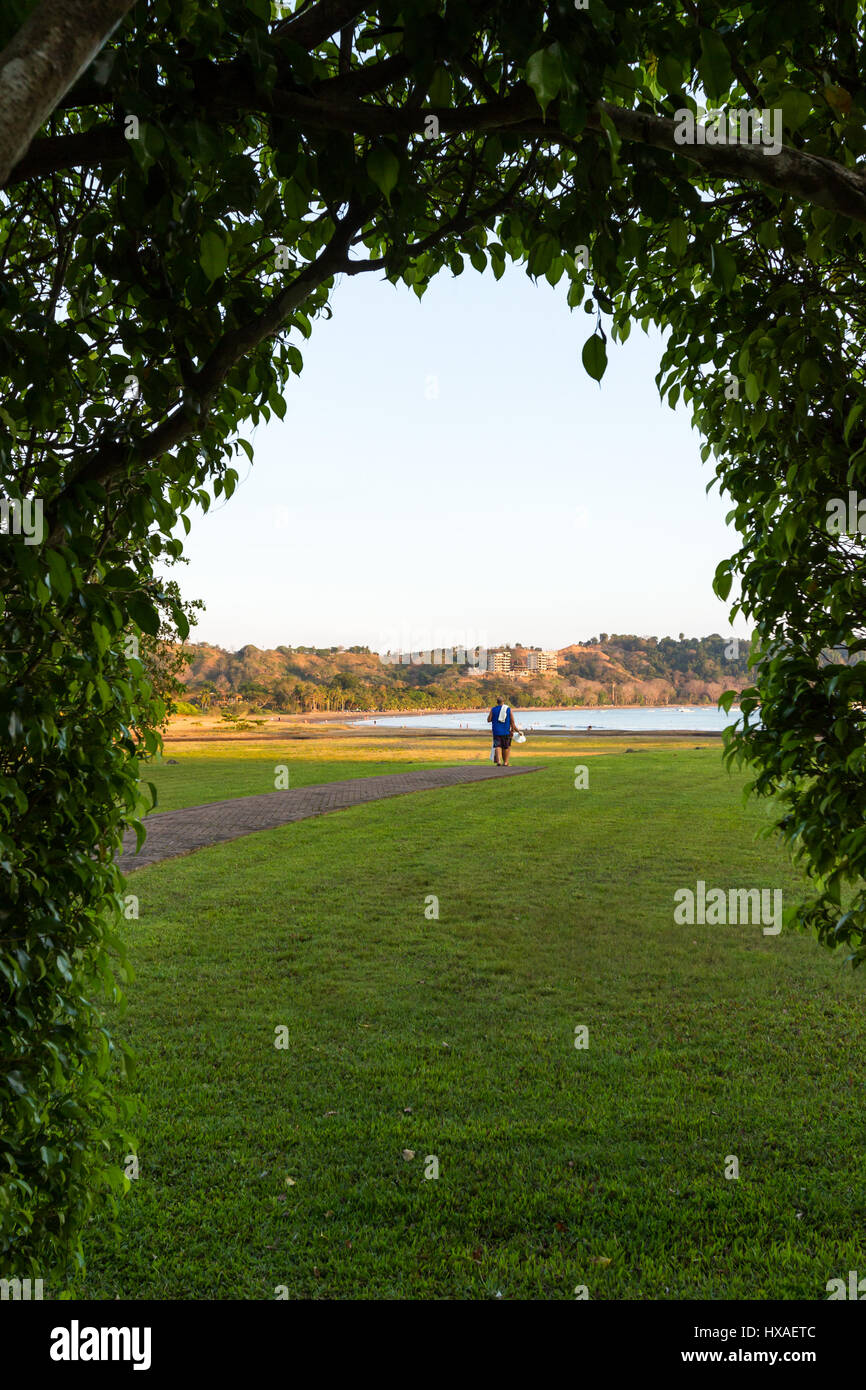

{"left": 176, "top": 634, "right": 753, "bottom": 713}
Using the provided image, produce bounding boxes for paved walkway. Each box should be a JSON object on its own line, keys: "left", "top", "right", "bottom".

{"left": 119, "top": 763, "right": 544, "bottom": 872}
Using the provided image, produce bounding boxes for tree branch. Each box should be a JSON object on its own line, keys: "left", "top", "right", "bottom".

{"left": 273, "top": 0, "right": 370, "bottom": 48}
{"left": 10, "top": 72, "right": 866, "bottom": 228}
{"left": 44, "top": 202, "right": 371, "bottom": 542}
{"left": 339, "top": 24, "right": 352, "bottom": 76}
{"left": 0, "top": 0, "right": 138, "bottom": 188}
{"left": 592, "top": 101, "right": 866, "bottom": 224}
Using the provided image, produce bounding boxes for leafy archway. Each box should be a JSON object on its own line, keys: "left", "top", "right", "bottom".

{"left": 2, "top": 0, "right": 864, "bottom": 1281}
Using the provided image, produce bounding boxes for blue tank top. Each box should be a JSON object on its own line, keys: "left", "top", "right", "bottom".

{"left": 492, "top": 704, "right": 511, "bottom": 735}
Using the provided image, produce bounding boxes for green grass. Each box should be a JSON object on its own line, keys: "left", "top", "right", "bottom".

{"left": 81, "top": 749, "right": 866, "bottom": 1300}
{"left": 141, "top": 732, "right": 722, "bottom": 812}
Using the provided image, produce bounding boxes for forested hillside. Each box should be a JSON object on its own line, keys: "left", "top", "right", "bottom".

{"left": 177, "top": 634, "right": 753, "bottom": 712}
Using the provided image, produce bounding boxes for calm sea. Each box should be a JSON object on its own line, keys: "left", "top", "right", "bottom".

{"left": 353, "top": 706, "right": 740, "bottom": 733}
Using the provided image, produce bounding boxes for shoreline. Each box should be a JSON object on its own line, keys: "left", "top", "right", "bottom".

{"left": 183, "top": 701, "right": 735, "bottom": 721}
{"left": 167, "top": 700, "right": 733, "bottom": 733}
{"left": 163, "top": 705, "right": 729, "bottom": 743}
{"left": 163, "top": 727, "right": 724, "bottom": 743}
{"left": 346, "top": 702, "right": 735, "bottom": 718}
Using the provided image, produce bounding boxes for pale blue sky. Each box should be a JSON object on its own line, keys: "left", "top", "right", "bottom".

{"left": 178, "top": 260, "right": 741, "bottom": 652}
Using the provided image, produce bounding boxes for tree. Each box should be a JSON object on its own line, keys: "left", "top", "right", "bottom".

{"left": 292, "top": 680, "right": 312, "bottom": 711}
{"left": 271, "top": 678, "right": 295, "bottom": 709}
{"left": 139, "top": 575, "right": 204, "bottom": 717}
{"left": 4, "top": 0, "right": 866, "bottom": 1284}
{"left": 333, "top": 671, "right": 360, "bottom": 708}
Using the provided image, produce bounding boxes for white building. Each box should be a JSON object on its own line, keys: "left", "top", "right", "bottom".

{"left": 526, "top": 649, "right": 559, "bottom": 673}
{"left": 487, "top": 650, "right": 511, "bottom": 673}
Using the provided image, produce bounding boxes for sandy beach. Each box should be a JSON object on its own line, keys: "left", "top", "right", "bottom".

{"left": 162, "top": 708, "right": 724, "bottom": 744}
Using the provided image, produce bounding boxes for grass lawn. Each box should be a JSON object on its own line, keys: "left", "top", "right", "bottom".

{"left": 80, "top": 747, "right": 866, "bottom": 1300}
{"left": 141, "top": 730, "right": 721, "bottom": 812}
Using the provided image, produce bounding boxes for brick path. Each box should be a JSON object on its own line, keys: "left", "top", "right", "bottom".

{"left": 119, "top": 763, "right": 544, "bottom": 873}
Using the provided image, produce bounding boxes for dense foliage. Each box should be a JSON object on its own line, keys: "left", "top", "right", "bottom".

{"left": 2, "top": 0, "right": 866, "bottom": 1281}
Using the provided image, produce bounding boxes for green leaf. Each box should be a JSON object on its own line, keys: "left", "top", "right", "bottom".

{"left": 710, "top": 245, "right": 737, "bottom": 295}
{"left": 528, "top": 232, "right": 557, "bottom": 278}
{"left": 127, "top": 594, "right": 161, "bottom": 637}
{"left": 598, "top": 106, "right": 622, "bottom": 166}
{"left": 366, "top": 146, "right": 400, "bottom": 203}
{"left": 713, "top": 563, "right": 733, "bottom": 601}
{"left": 428, "top": 68, "right": 451, "bottom": 106}
{"left": 526, "top": 45, "right": 562, "bottom": 118}
{"left": 697, "top": 30, "right": 733, "bottom": 103}
{"left": 824, "top": 84, "right": 852, "bottom": 117}
{"left": 844, "top": 402, "right": 863, "bottom": 444}
{"left": 199, "top": 229, "right": 228, "bottom": 282}
{"left": 657, "top": 54, "right": 683, "bottom": 94}
{"left": 779, "top": 87, "right": 812, "bottom": 132}
{"left": 44, "top": 549, "right": 72, "bottom": 601}
{"left": 140, "top": 124, "right": 164, "bottom": 159}
{"left": 283, "top": 180, "right": 307, "bottom": 220}
{"left": 581, "top": 333, "right": 607, "bottom": 383}
{"left": 668, "top": 219, "right": 688, "bottom": 259}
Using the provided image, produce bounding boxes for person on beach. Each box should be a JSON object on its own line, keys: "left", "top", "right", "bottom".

{"left": 487, "top": 698, "right": 521, "bottom": 766}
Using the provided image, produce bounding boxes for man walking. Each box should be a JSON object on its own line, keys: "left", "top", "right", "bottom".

{"left": 487, "top": 697, "right": 521, "bottom": 766}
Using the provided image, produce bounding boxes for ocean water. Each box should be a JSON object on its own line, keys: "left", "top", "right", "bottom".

{"left": 353, "top": 705, "right": 740, "bottom": 733}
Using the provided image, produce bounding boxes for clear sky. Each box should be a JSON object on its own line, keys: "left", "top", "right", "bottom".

{"left": 177, "top": 259, "right": 742, "bottom": 653}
